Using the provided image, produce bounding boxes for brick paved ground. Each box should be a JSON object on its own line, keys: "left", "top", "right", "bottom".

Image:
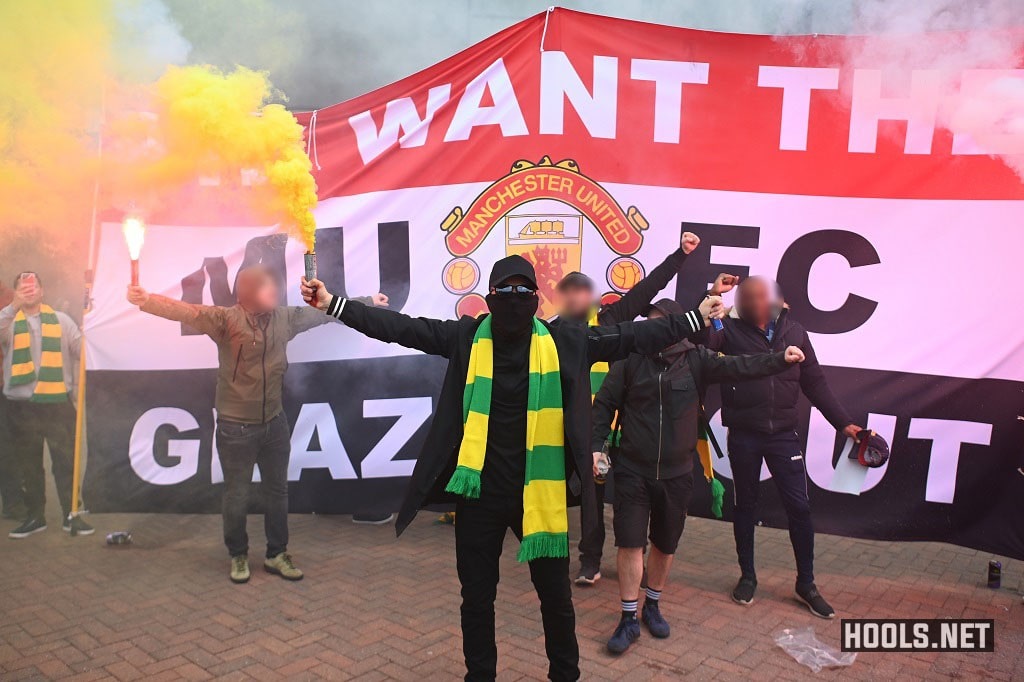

{"left": 0, "top": 506, "right": 1021, "bottom": 681}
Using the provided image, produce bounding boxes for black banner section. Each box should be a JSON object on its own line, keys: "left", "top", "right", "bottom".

{"left": 85, "top": 360, "right": 1024, "bottom": 559}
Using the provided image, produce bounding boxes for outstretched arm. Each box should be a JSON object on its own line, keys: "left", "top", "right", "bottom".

{"left": 695, "top": 346, "right": 797, "bottom": 385}
{"left": 287, "top": 294, "right": 384, "bottom": 339}
{"left": 598, "top": 232, "right": 699, "bottom": 325}
{"left": 797, "top": 331, "right": 859, "bottom": 436}
{"left": 128, "top": 286, "right": 228, "bottom": 341}
{"left": 587, "top": 296, "right": 722, "bottom": 363}
{"left": 302, "top": 278, "right": 459, "bottom": 358}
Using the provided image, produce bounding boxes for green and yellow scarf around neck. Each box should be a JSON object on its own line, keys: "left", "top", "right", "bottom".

{"left": 445, "top": 314, "right": 568, "bottom": 562}
{"left": 587, "top": 308, "right": 609, "bottom": 399}
{"left": 9, "top": 305, "right": 68, "bottom": 403}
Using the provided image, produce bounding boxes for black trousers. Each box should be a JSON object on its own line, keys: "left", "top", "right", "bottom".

{"left": 577, "top": 475, "right": 606, "bottom": 567}
{"left": 0, "top": 393, "right": 25, "bottom": 513}
{"left": 455, "top": 495, "right": 579, "bottom": 682}
{"left": 216, "top": 413, "right": 291, "bottom": 559}
{"left": 728, "top": 428, "right": 815, "bottom": 585}
{"left": 7, "top": 399, "right": 77, "bottom": 520}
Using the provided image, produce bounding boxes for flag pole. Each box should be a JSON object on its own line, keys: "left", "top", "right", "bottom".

{"left": 69, "top": 88, "right": 104, "bottom": 535}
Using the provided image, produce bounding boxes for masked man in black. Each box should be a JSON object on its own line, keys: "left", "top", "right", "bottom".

{"left": 301, "top": 256, "right": 722, "bottom": 682}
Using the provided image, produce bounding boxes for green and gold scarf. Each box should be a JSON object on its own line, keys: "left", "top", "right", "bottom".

{"left": 9, "top": 305, "right": 68, "bottom": 403}
{"left": 445, "top": 315, "right": 568, "bottom": 562}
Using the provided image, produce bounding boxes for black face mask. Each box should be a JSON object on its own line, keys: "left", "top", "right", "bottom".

{"left": 485, "top": 293, "right": 538, "bottom": 339}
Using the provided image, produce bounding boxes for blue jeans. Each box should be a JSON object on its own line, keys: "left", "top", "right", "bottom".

{"left": 216, "top": 413, "right": 291, "bottom": 559}
{"left": 728, "top": 428, "right": 815, "bottom": 585}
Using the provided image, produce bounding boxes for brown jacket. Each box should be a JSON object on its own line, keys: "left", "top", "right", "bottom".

{"left": 141, "top": 294, "right": 367, "bottom": 424}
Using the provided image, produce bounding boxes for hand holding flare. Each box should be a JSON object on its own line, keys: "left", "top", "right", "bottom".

{"left": 122, "top": 216, "right": 146, "bottom": 286}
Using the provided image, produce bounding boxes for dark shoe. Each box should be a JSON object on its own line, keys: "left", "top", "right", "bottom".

{"left": 732, "top": 576, "right": 757, "bottom": 605}
{"left": 795, "top": 582, "right": 835, "bottom": 619}
{"left": 641, "top": 601, "right": 670, "bottom": 638}
{"left": 62, "top": 517, "right": 95, "bottom": 536}
{"left": 9, "top": 518, "right": 47, "bottom": 539}
{"left": 606, "top": 616, "right": 641, "bottom": 655}
{"left": 574, "top": 561, "right": 601, "bottom": 586}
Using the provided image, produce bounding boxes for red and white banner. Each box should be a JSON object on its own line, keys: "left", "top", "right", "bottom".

{"left": 86, "top": 9, "right": 1024, "bottom": 558}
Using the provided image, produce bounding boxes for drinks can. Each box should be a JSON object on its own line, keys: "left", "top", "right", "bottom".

{"left": 987, "top": 560, "right": 1001, "bottom": 589}
{"left": 106, "top": 531, "right": 133, "bottom": 546}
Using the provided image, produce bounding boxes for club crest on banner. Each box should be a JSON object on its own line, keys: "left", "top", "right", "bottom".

{"left": 439, "top": 156, "right": 648, "bottom": 318}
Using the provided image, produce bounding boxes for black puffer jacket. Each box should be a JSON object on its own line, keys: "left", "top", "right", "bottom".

{"left": 592, "top": 340, "right": 789, "bottom": 480}
{"left": 701, "top": 309, "right": 853, "bottom": 434}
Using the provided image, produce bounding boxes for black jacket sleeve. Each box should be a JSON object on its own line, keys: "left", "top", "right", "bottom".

{"left": 797, "top": 330, "right": 854, "bottom": 430}
{"left": 591, "top": 360, "right": 626, "bottom": 452}
{"left": 597, "top": 248, "right": 688, "bottom": 325}
{"left": 695, "top": 346, "right": 789, "bottom": 385}
{"left": 331, "top": 297, "right": 460, "bottom": 358}
{"left": 587, "top": 308, "right": 705, "bottom": 363}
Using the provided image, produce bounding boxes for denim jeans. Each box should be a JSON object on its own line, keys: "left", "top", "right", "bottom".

{"left": 728, "top": 428, "right": 815, "bottom": 585}
{"left": 216, "top": 413, "right": 291, "bottom": 559}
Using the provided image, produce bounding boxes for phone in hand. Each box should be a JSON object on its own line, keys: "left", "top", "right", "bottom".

{"left": 19, "top": 272, "right": 37, "bottom": 296}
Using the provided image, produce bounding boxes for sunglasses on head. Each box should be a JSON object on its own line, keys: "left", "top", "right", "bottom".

{"left": 491, "top": 284, "right": 536, "bottom": 295}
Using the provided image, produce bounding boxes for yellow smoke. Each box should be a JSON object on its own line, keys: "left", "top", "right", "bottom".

{"left": 115, "top": 65, "right": 318, "bottom": 250}
{"left": 0, "top": 1, "right": 111, "bottom": 253}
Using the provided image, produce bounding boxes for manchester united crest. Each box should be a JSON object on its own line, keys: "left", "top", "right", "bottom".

{"left": 439, "top": 156, "right": 648, "bottom": 318}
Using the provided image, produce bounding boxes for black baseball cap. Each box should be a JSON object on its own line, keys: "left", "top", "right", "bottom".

{"left": 488, "top": 255, "right": 538, "bottom": 289}
{"left": 556, "top": 271, "right": 595, "bottom": 292}
{"left": 644, "top": 298, "right": 685, "bottom": 317}
{"left": 849, "top": 430, "right": 890, "bottom": 468}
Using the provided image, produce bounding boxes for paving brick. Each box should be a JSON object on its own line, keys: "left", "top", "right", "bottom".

{"left": 0, "top": 511, "right": 1021, "bottom": 680}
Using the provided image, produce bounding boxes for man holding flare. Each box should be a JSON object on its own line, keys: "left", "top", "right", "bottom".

{"left": 301, "top": 259, "right": 724, "bottom": 682}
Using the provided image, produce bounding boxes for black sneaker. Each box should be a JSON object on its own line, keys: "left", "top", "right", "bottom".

{"left": 9, "top": 517, "right": 47, "bottom": 539}
{"left": 574, "top": 561, "right": 601, "bottom": 586}
{"left": 62, "top": 517, "right": 95, "bottom": 536}
{"left": 731, "top": 576, "right": 757, "bottom": 605}
{"left": 641, "top": 600, "right": 670, "bottom": 638}
{"left": 606, "top": 616, "right": 641, "bottom": 655}
{"left": 795, "top": 582, "right": 835, "bottom": 619}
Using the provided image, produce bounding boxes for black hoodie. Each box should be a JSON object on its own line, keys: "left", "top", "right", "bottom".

{"left": 592, "top": 340, "right": 789, "bottom": 481}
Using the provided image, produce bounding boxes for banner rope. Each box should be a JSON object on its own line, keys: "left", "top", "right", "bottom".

{"left": 540, "top": 6, "right": 554, "bottom": 53}
{"left": 307, "top": 109, "right": 322, "bottom": 170}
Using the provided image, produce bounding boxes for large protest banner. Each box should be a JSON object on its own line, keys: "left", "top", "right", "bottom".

{"left": 85, "top": 9, "right": 1024, "bottom": 558}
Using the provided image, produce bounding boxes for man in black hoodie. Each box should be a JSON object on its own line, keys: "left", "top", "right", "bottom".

{"left": 698, "top": 275, "right": 863, "bottom": 619}
{"left": 301, "top": 258, "right": 722, "bottom": 682}
{"left": 592, "top": 298, "right": 804, "bottom": 655}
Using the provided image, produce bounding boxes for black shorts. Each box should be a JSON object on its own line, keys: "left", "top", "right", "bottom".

{"left": 612, "top": 468, "right": 694, "bottom": 555}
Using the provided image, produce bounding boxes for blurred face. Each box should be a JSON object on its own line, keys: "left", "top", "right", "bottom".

{"left": 647, "top": 309, "right": 665, "bottom": 320}
{"left": 736, "top": 277, "right": 773, "bottom": 327}
{"left": 251, "top": 279, "right": 279, "bottom": 313}
{"left": 556, "top": 285, "right": 594, "bottom": 321}
{"left": 16, "top": 273, "right": 43, "bottom": 308}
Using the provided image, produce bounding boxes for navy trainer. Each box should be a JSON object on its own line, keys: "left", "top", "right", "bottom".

{"left": 606, "top": 616, "right": 641, "bottom": 655}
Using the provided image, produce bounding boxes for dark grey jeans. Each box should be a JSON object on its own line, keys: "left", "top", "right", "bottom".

{"left": 216, "top": 413, "right": 291, "bottom": 559}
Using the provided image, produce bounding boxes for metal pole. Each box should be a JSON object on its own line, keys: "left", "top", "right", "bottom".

{"left": 69, "top": 88, "right": 104, "bottom": 533}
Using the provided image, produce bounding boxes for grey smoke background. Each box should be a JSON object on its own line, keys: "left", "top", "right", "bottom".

{"left": 161, "top": 0, "right": 1018, "bottom": 110}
